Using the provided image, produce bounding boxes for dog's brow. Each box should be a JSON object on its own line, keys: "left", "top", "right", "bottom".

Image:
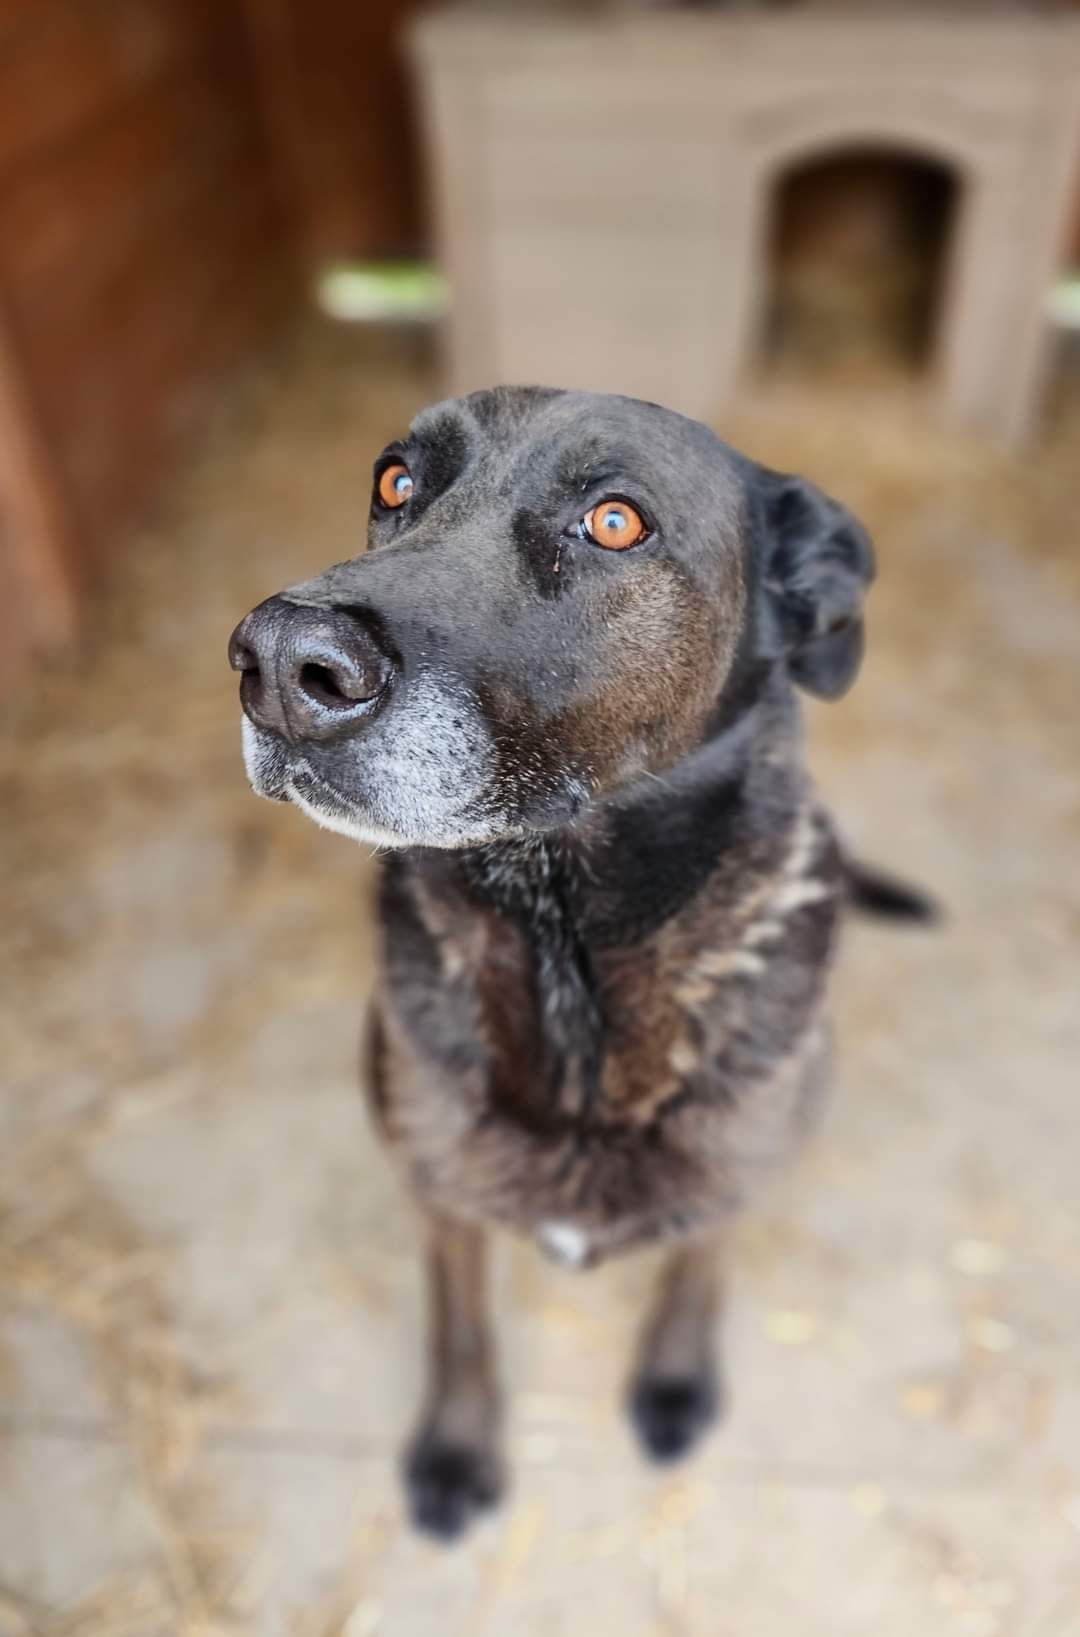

{"left": 551, "top": 447, "right": 643, "bottom": 493}
{"left": 375, "top": 439, "right": 408, "bottom": 465}
{"left": 399, "top": 416, "right": 472, "bottom": 502}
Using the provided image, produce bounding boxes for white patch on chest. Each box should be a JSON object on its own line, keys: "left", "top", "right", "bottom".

{"left": 536, "top": 1220, "right": 591, "bottom": 1268}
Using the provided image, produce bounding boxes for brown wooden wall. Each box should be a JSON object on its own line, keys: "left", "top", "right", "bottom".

{"left": 0, "top": 0, "right": 296, "bottom": 677}
{"left": 243, "top": 0, "right": 426, "bottom": 269}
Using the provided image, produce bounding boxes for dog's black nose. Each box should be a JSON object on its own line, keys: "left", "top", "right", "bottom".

{"left": 228, "top": 596, "right": 391, "bottom": 743}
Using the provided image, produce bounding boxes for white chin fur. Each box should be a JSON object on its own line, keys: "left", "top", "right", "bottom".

{"left": 285, "top": 781, "right": 508, "bottom": 850}
{"left": 285, "top": 781, "right": 409, "bottom": 848}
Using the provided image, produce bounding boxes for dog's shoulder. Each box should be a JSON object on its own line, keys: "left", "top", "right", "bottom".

{"left": 593, "top": 796, "right": 844, "bottom": 1123}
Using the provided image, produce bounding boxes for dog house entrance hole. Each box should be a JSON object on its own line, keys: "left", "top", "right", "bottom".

{"left": 760, "top": 148, "right": 958, "bottom": 382}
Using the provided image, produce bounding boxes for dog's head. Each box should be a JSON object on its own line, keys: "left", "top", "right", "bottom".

{"left": 229, "top": 388, "right": 873, "bottom": 847}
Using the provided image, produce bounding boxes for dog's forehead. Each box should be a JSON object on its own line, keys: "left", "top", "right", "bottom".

{"left": 408, "top": 387, "right": 746, "bottom": 500}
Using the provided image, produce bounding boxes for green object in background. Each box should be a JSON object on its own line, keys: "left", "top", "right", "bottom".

{"left": 316, "top": 261, "right": 448, "bottom": 323}
{"left": 1049, "top": 273, "right": 1080, "bottom": 330}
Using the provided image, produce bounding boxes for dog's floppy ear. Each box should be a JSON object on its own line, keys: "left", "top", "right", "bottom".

{"left": 756, "top": 467, "right": 875, "bottom": 700}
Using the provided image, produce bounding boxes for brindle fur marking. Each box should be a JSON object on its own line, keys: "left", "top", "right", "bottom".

{"left": 231, "top": 386, "right": 928, "bottom": 1541}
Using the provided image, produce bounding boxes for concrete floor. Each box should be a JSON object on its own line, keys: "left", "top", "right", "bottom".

{"left": 2, "top": 327, "right": 1079, "bottom": 1637}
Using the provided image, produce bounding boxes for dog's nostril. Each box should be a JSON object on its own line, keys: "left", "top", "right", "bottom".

{"left": 237, "top": 663, "right": 266, "bottom": 720}
{"left": 299, "top": 661, "right": 353, "bottom": 709}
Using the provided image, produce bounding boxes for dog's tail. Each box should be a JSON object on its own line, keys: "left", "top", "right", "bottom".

{"left": 843, "top": 856, "right": 942, "bottom": 925}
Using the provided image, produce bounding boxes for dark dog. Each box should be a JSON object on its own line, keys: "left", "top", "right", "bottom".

{"left": 229, "top": 387, "right": 931, "bottom": 1540}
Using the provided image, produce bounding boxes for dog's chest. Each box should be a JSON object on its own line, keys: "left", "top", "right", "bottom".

{"left": 466, "top": 900, "right": 689, "bottom": 1129}
{"left": 379, "top": 814, "right": 842, "bottom": 1254}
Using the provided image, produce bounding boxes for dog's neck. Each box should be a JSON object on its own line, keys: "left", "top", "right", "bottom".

{"left": 449, "top": 668, "right": 803, "bottom": 946}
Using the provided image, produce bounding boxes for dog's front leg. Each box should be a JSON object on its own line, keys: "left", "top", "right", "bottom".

{"left": 404, "top": 1212, "right": 503, "bottom": 1540}
{"left": 627, "top": 1238, "right": 725, "bottom": 1463}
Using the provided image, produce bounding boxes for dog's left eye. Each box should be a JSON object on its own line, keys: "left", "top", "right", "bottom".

{"left": 377, "top": 462, "right": 414, "bottom": 509}
{"left": 579, "top": 499, "right": 648, "bottom": 550}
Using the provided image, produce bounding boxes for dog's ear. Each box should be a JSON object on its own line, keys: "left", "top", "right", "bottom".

{"left": 755, "top": 467, "right": 875, "bottom": 700}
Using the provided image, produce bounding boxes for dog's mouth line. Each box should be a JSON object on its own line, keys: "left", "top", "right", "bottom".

{"left": 284, "top": 760, "right": 358, "bottom": 817}
{"left": 245, "top": 725, "right": 359, "bottom": 815}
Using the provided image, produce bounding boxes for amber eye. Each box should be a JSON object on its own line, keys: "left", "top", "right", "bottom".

{"left": 583, "top": 498, "right": 647, "bottom": 550}
{"left": 377, "top": 461, "right": 414, "bottom": 509}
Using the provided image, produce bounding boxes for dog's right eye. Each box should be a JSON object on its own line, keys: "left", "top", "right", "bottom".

{"left": 579, "top": 498, "right": 648, "bottom": 551}
{"left": 377, "top": 462, "right": 414, "bottom": 510}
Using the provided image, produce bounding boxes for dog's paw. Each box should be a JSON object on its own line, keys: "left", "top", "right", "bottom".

{"left": 404, "top": 1436, "right": 504, "bottom": 1541}
{"left": 628, "top": 1372, "right": 721, "bottom": 1464}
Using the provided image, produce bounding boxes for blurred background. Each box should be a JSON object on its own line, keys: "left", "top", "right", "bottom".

{"left": 1, "top": 2, "right": 1080, "bottom": 1633}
